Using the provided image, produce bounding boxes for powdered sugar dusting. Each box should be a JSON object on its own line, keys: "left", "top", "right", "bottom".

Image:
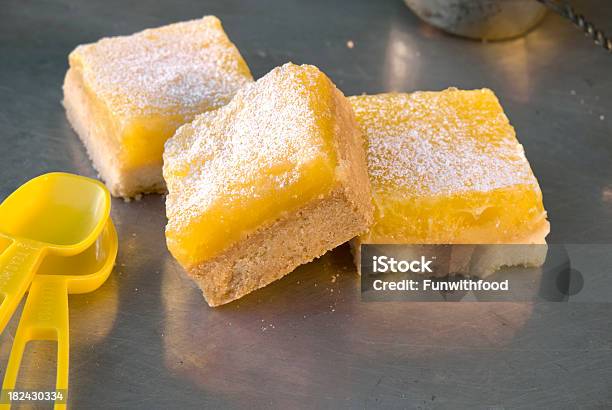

{"left": 349, "top": 89, "right": 538, "bottom": 197}
{"left": 164, "top": 63, "right": 331, "bottom": 231}
{"left": 70, "top": 16, "right": 252, "bottom": 119}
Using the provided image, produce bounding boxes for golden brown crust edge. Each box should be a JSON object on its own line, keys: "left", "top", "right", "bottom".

{"left": 189, "top": 187, "right": 371, "bottom": 306}
{"left": 330, "top": 78, "right": 373, "bottom": 226}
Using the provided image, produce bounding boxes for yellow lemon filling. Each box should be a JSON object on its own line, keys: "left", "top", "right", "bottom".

{"left": 349, "top": 89, "right": 548, "bottom": 245}
{"left": 164, "top": 63, "right": 342, "bottom": 267}
{"left": 68, "top": 16, "right": 253, "bottom": 174}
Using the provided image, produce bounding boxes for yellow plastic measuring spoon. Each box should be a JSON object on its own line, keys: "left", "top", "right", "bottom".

{"left": 0, "top": 172, "right": 110, "bottom": 335}
{"left": 1, "top": 219, "right": 118, "bottom": 410}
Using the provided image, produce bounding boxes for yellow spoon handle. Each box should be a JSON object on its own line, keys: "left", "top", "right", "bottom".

{"left": 1, "top": 276, "right": 69, "bottom": 410}
{"left": 0, "top": 240, "right": 45, "bottom": 335}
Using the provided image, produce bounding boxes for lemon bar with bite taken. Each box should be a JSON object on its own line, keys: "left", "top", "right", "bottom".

{"left": 350, "top": 89, "right": 549, "bottom": 275}
{"left": 164, "top": 63, "right": 373, "bottom": 306}
{"left": 63, "top": 16, "right": 252, "bottom": 198}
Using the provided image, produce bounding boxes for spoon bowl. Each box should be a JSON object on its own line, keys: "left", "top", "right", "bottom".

{"left": 0, "top": 172, "right": 110, "bottom": 334}
{"left": 0, "top": 172, "right": 110, "bottom": 253}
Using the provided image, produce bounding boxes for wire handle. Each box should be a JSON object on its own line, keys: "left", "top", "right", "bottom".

{"left": 538, "top": 0, "right": 612, "bottom": 52}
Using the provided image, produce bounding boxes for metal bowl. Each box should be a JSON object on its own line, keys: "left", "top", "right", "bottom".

{"left": 404, "top": 0, "right": 548, "bottom": 40}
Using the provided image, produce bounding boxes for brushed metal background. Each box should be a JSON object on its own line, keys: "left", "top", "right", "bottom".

{"left": 0, "top": 0, "right": 611, "bottom": 408}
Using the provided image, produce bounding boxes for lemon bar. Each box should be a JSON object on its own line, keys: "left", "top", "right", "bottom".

{"left": 63, "top": 16, "right": 253, "bottom": 198}
{"left": 164, "top": 63, "right": 373, "bottom": 306}
{"left": 350, "top": 89, "right": 549, "bottom": 274}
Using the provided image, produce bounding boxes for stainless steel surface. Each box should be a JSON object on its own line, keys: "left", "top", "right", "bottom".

{"left": 1, "top": 0, "right": 611, "bottom": 408}
{"left": 404, "top": 0, "right": 547, "bottom": 40}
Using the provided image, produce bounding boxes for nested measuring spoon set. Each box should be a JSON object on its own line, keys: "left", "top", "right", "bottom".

{"left": 0, "top": 172, "right": 117, "bottom": 409}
